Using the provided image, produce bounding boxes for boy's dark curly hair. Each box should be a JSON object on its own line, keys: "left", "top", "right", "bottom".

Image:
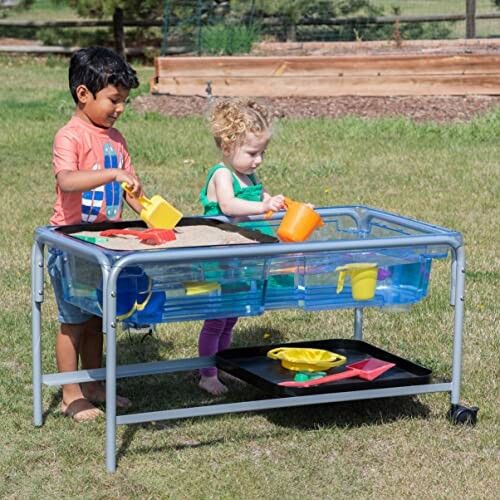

{"left": 69, "top": 46, "right": 139, "bottom": 103}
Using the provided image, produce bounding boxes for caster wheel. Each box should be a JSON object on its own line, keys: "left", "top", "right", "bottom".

{"left": 448, "top": 404, "right": 479, "bottom": 425}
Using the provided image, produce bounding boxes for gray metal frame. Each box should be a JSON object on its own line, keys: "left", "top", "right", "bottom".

{"left": 31, "top": 206, "right": 465, "bottom": 472}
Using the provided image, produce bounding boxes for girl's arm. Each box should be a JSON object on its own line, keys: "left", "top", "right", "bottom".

{"left": 213, "top": 169, "right": 284, "bottom": 216}
{"left": 263, "top": 185, "right": 315, "bottom": 210}
{"left": 260, "top": 175, "right": 271, "bottom": 202}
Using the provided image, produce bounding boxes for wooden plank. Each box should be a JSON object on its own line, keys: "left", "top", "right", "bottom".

{"left": 0, "top": 44, "right": 148, "bottom": 55}
{"left": 253, "top": 38, "right": 500, "bottom": 52}
{"left": 155, "top": 55, "right": 500, "bottom": 78}
{"left": 152, "top": 75, "right": 500, "bottom": 97}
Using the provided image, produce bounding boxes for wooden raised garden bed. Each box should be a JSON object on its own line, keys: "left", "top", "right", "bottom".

{"left": 151, "top": 54, "right": 500, "bottom": 97}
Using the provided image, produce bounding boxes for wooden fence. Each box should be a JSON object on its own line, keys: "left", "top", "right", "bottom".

{"left": 151, "top": 53, "right": 500, "bottom": 97}
{"left": 1, "top": 9, "right": 499, "bottom": 57}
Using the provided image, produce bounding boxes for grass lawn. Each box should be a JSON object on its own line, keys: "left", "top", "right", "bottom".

{"left": 371, "top": 0, "right": 495, "bottom": 14}
{"left": 5, "top": 0, "right": 79, "bottom": 21}
{"left": 370, "top": 0, "right": 500, "bottom": 38}
{"left": 0, "top": 55, "right": 498, "bottom": 497}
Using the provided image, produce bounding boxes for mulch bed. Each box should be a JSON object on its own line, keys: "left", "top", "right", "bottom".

{"left": 133, "top": 39, "right": 500, "bottom": 123}
{"left": 132, "top": 94, "right": 500, "bottom": 123}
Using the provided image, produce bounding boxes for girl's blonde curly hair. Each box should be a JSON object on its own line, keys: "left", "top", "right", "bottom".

{"left": 208, "top": 98, "right": 272, "bottom": 148}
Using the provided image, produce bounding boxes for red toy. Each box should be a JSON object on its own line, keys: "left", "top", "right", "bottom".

{"left": 279, "top": 358, "right": 395, "bottom": 388}
{"left": 100, "top": 228, "right": 176, "bottom": 245}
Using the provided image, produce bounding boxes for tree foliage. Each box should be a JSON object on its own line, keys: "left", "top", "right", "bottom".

{"left": 231, "top": 0, "right": 381, "bottom": 25}
{"left": 230, "top": 0, "right": 383, "bottom": 42}
{"left": 52, "top": 0, "right": 165, "bottom": 20}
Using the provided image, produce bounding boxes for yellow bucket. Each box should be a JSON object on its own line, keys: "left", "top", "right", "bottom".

{"left": 267, "top": 347, "right": 346, "bottom": 372}
{"left": 336, "top": 263, "right": 378, "bottom": 301}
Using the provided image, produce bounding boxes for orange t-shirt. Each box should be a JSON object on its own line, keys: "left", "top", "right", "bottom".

{"left": 50, "top": 116, "right": 136, "bottom": 226}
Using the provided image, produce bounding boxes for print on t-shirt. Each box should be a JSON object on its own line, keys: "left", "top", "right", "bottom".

{"left": 81, "top": 142, "right": 123, "bottom": 223}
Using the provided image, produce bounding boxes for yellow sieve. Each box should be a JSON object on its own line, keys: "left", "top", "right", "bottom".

{"left": 267, "top": 347, "right": 346, "bottom": 372}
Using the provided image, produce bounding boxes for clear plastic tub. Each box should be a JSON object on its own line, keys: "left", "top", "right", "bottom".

{"left": 53, "top": 207, "right": 459, "bottom": 322}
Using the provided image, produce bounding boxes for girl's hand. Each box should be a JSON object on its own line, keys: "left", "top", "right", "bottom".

{"left": 117, "top": 171, "right": 142, "bottom": 197}
{"left": 263, "top": 194, "right": 285, "bottom": 214}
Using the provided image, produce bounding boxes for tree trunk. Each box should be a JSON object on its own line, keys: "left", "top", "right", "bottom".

{"left": 113, "top": 7, "right": 125, "bottom": 59}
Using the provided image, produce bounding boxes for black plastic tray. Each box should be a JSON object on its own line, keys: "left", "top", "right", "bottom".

{"left": 55, "top": 217, "right": 278, "bottom": 247}
{"left": 216, "top": 339, "right": 432, "bottom": 397}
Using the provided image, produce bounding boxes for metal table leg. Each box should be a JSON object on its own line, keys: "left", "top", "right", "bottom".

{"left": 450, "top": 246, "right": 466, "bottom": 406}
{"left": 105, "top": 267, "right": 118, "bottom": 473}
{"left": 32, "top": 241, "right": 44, "bottom": 427}
{"left": 354, "top": 307, "right": 363, "bottom": 340}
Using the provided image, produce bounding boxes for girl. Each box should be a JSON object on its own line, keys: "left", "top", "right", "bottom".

{"left": 198, "top": 98, "right": 285, "bottom": 395}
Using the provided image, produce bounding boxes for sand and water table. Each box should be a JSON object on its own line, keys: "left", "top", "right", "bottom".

{"left": 31, "top": 206, "right": 477, "bottom": 472}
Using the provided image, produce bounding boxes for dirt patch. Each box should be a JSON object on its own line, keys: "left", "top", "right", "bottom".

{"left": 250, "top": 39, "right": 500, "bottom": 56}
{"left": 133, "top": 38, "right": 500, "bottom": 123}
{"left": 0, "top": 37, "right": 40, "bottom": 46}
{"left": 132, "top": 94, "right": 500, "bottom": 124}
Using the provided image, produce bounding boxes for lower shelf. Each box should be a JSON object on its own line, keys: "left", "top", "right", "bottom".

{"left": 216, "top": 338, "right": 432, "bottom": 397}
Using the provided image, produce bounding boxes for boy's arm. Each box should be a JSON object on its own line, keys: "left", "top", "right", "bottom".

{"left": 124, "top": 192, "right": 144, "bottom": 215}
{"left": 56, "top": 169, "right": 141, "bottom": 196}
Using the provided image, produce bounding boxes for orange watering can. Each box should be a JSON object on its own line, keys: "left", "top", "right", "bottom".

{"left": 266, "top": 197, "right": 324, "bottom": 243}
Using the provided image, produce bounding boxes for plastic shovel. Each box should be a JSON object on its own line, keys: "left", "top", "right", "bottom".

{"left": 122, "top": 183, "right": 182, "bottom": 229}
{"left": 278, "top": 358, "right": 395, "bottom": 388}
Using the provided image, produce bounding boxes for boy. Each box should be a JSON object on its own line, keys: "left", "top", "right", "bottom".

{"left": 49, "top": 46, "right": 144, "bottom": 421}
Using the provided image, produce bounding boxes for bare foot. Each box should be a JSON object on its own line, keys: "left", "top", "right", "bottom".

{"left": 61, "top": 398, "right": 104, "bottom": 422}
{"left": 81, "top": 382, "right": 131, "bottom": 408}
{"left": 199, "top": 375, "right": 228, "bottom": 395}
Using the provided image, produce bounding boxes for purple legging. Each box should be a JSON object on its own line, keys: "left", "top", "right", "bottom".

{"left": 198, "top": 317, "right": 238, "bottom": 377}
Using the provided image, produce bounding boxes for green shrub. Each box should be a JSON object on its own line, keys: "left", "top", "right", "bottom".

{"left": 201, "top": 23, "right": 259, "bottom": 55}
{"left": 37, "top": 26, "right": 113, "bottom": 47}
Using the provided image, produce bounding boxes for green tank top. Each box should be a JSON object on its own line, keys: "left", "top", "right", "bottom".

{"left": 199, "top": 164, "right": 293, "bottom": 290}
{"left": 199, "top": 164, "right": 263, "bottom": 216}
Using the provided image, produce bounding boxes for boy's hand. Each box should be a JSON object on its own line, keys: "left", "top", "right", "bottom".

{"left": 263, "top": 194, "right": 285, "bottom": 214}
{"left": 117, "top": 171, "right": 142, "bottom": 197}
